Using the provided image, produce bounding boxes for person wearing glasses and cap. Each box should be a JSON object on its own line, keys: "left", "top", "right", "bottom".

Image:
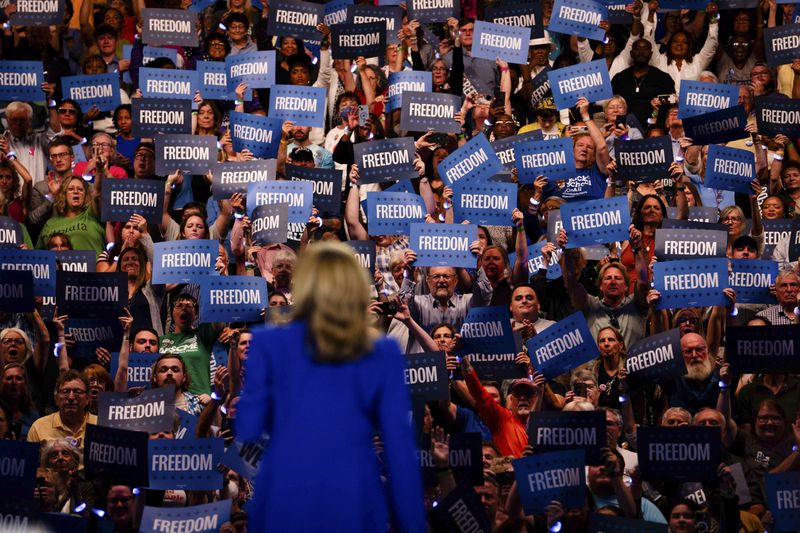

{"left": 28, "top": 369, "right": 96, "bottom": 453}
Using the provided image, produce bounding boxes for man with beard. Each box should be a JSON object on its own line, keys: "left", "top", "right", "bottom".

{"left": 148, "top": 354, "right": 203, "bottom": 416}
{"left": 611, "top": 39, "right": 675, "bottom": 128}
{"left": 28, "top": 370, "right": 96, "bottom": 452}
{"left": 661, "top": 332, "right": 720, "bottom": 414}
{"left": 756, "top": 270, "right": 800, "bottom": 324}
{"left": 287, "top": 125, "right": 333, "bottom": 169}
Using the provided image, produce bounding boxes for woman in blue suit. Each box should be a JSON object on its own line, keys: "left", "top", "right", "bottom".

{"left": 236, "top": 242, "right": 426, "bottom": 532}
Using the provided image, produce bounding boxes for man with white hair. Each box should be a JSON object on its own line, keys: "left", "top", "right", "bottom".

{"left": 3, "top": 100, "right": 62, "bottom": 185}
{"left": 661, "top": 332, "right": 720, "bottom": 414}
{"left": 756, "top": 270, "right": 800, "bottom": 325}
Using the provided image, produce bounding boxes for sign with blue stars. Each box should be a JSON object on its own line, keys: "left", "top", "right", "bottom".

{"left": 0, "top": 61, "right": 43, "bottom": 101}
{"left": 347, "top": 5, "right": 402, "bottom": 45}
{"left": 615, "top": 136, "right": 674, "bottom": 182}
{"left": 410, "top": 223, "right": 478, "bottom": 268}
{"left": 247, "top": 180, "right": 313, "bottom": 223}
{"left": 682, "top": 105, "right": 748, "bottom": 145}
{"left": 485, "top": 1, "right": 545, "bottom": 38}
{"left": 438, "top": 135, "right": 502, "bottom": 191}
{"left": 101, "top": 178, "right": 164, "bottom": 224}
{"left": 526, "top": 311, "right": 600, "bottom": 379}
{"left": 97, "top": 386, "right": 176, "bottom": 433}
{"left": 729, "top": 259, "right": 778, "bottom": 304}
{"left": 268, "top": 85, "right": 326, "bottom": 128}
{"left": 55, "top": 250, "right": 97, "bottom": 273}
{"left": 457, "top": 306, "right": 521, "bottom": 380}
{"left": 764, "top": 24, "right": 800, "bottom": 68}
{"left": 527, "top": 410, "right": 606, "bottom": 464}
{"left": 226, "top": 51, "right": 276, "bottom": 90}
{"left": 155, "top": 134, "right": 218, "bottom": 176}
{"left": 148, "top": 438, "right": 224, "bottom": 490}
{"left": 0, "top": 440, "right": 38, "bottom": 500}
{"left": 405, "top": 351, "right": 448, "bottom": 400}
{"left": 354, "top": 137, "right": 419, "bottom": 183}
{"left": 57, "top": 271, "right": 127, "bottom": 318}
{"left": 637, "top": 426, "right": 721, "bottom": 482}
{"left": 515, "top": 137, "right": 576, "bottom": 184}
{"left": 400, "top": 91, "right": 461, "bottom": 134}
{"left": 606, "top": 3, "right": 633, "bottom": 24}
{"left": 625, "top": 329, "right": 685, "bottom": 383}
{"left": 286, "top": 164, "right": 342, "bottom": 214}
{"left": 704, "top": 144, "right": 756, "bottom": 194}
{"left": 491, "top": 131, "right": 544, "bottom": 173}
{"left": 65, "top": 319, "right": 124, "bottom": 359}
{"left": 212, "top": 159, "right": 277, "bottom": 200}
{"left": 654, "top": 228, "right": 728, "bottom": 261}
{"left": 110, "top": 351, "right": 160, "bottom": 389}
{"left": 140, "top": 500, "right": 231, "bottom": 533}
{"left": 652, "top": 258, "right": 729, "bottom": 309}
{"left": 84, "top": 425, "right": 149, "bottom": 488}
{"left": 726, "top": 325, "right": 800, "bottom": 374}
{"left": 330, "top": 20, "right": 386, "bottom": 59}
{"left": 561, "top": 196, "right": 630, "bottom": 248}
{"left": 387, "top": 70, "right": 431, "bottom": 112}
{"left": 141, "top": 8, "right": 198, "bottom": 47}
{"left": 222, "top": 435, "right": 270, "bottom": 481}
{"left": 471, "top": 21, "right": 530, "bottom": 64}
{"left": 345, "top": 240, "right": 376, "bottom": 275}
{"left": 431, "top": 479, "right": 493, "bottom": 532}
{"left": 509, "top": 241, "right": 563, "bottom": 281}
{"left": 589, "top": 514, "right": 669, "bottom": 533}
{"left": 406, "top": 0, "right": 458, "bottom": 23}
{"left": 139, "top": 67, "right": 198, "bottom": 100}
{"left": 763, "top": 218, "right": 794, "bottom": 258}
{"left": 0, "top": 216, "right": 23, "bottom": 249}
{"left": 229, "top": 111, "right": 283, "bottom": 159}
{"left": 679, "top": 80, "right": 740, "bottom": 119}
{"left": 513, "top": 450, "right": 586, "bottom": 515}
{"left": 366, "top": 191, "right": 426, "bottom": 235}
{"left": 62, "top": 73, "right": 121, "bottom": 113}
{"left": 268, "top": 0, "right": 324, "bottom": 41}
{"left": 421, "top": 432, "right": 483, "bottom": 487}
{"left": 765, "top": 471, "right": 800, "bottom": 533}
{"left": 132, "top": 98, "right": 192, "bottom": 138}
{"left": 175, "top": 409, "right": 198, "bottom": 440}
{"left": 0, "top": 270, "right": 33, "bottom": 313}
{"left": 548, "top": 59, "right": 613, "bottom": 110}
{"left": 9, "top": 0, "right": 63, "bottom": 26}
{"left": 250, "top": 203, "right": 289, "bottom": 246}
{"left": 755, "top": 95, "right": 800, "bottom": 138}
{"left": 199, "top": 275, "right": 267, "bottom": 323}
{"left": 324, "top": 0, "right": 351, "bottom": 26}
{"left": 549, "top": 0, "right": 608, "bottom": 41}
{"left": 197, "top": 61, "right": 251, "bottom": 102}
{"left": 452, "top": 181, "right": 517, "bottom": 226}
{"left": 0, "top": 249, "right": 56, "bottom": 297}
{"left": 153, "top": 240, "right": 218, "bottom": 284}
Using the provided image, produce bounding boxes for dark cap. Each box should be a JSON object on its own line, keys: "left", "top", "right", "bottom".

{"left": 732, "top": 234, "right": 758, "bottom": 252}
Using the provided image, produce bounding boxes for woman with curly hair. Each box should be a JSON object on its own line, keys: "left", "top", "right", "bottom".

{"left": 36, "top": 173, "right": 105, "bottom": 253}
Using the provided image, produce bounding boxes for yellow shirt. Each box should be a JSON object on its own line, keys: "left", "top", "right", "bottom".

{"left": 27, "top": 411, "right": 97, "bottom": 452}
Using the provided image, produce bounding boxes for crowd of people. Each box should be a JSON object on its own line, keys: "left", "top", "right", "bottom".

{"left": 0, "top": 0, "right": 799, "bottom": 531}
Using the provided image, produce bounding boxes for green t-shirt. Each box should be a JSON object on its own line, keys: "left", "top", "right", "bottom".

{"left": 159, "top": 323, "right": 218, "bottom": 395}
{"left": 37, "top": 209, "right": 105, "bottom": 254}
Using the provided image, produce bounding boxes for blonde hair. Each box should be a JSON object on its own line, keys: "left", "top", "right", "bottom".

{"left": 54, "top": 176, "right": 92, "bottom": 216}
{"left": 290, "top": 242, "right": 375, "bottom": 362}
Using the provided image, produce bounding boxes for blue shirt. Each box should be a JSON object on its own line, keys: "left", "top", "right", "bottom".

{"left": 545, "top": 164, "right": 607, "bottom": 202}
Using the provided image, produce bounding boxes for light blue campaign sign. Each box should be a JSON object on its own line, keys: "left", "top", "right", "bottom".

{"left": 513, "top": 450, "right": 586, "bottom": 515}
{"left": 526, "top": 311, "right": 600, "bottom": 378}
{"left": 561, "top": 196, "right": 630, "bottom": 248}
{"left": 226, "top": 51, "right": 276, "bottom": 89}
{"left": 549, "top": 0, "right": 608, "bottom": 40}
{"left": 155, "top": 134, "right": 218, "bottom": 176}
{"left": 140, "top": 500, "right": 230, "bottom": 533}
{"left": 268, "top": 85, "right": 326, "bottom": 127}
{"left": 140, "top": 67, "right": 198, "bottom": 100}
{"left": 765, "top": 471, "right": 800, "bottom": 533}
{"left": 614, "top": 136, "right": 673, "bottom": 182}
{"left": 98, "top": 386, "right": 175, "bottom": 433}
{"left": 654, "top": 228, "right": 727, "bottom": 261}
{"left": 406, "top": 0, "right": 458, "bottom": 22}
{"left": 152, "top": 239, "right": 218, "bottom": 284}
{"left": 400, "top": 91, "right": 461, "bottom": 134}
{"left": 142, "top": 8, "right": 198, "bottom": 47}
{"left": 492, "top": 131, "right": 544, "bottom": 172}
{"left": 188, "top": 0, "right": 216, "bottom": 11}
{"left": 148, "top": 438, "right": 223, "bottom": 489}
{"left": 510, "top": 241, "right": 563, "bottom": 281}
{"left": 0, "top": 61, "right": 43, "bottom": 101}
{"left": 354, "top": 137, "right": 419, "bottom": 183}
{"left": 101, "top": 178, "right": 164, "bottom": 224}
{"left": 366, "top": 191, "right": 426, "bottom": 235}
{"left": 330, "top": 21, "right": 386, "bottom": 59}
{"left": 682, "top": 105, "right": 748, "bottom": 146}
{"left": 704, "top": 144, "right": 755, "bottom": 194}
{"left": 229, "top": 111, "right": 283, "bottom": 159}
{"left": 132, "top": 99, "right": 192, "bottom": 138}
{"left": 197, "top": 61, "right": 252, "bottom": 101}
{"left": 653, "top": 258, "right": 729, "bottom": 309}
{"left": 515, "top": 137, "right": 575, "bottom": 183}
{"left": 755, "top": 95, "right": 800, "bottom": 139}
{"left": 638, "top": 426, "right": 721, "bottom": 482}
{"left": 247, "top": 180, "right": 313, "bottom": 223}
{"left": 386, "top": 179, "right": 415, "bottom": 194}
{"left": 345, "top": 239, "right": 376, "bottom": 275}
{"left": 110, "top": 351, "right": 160, "bottom": 389}
{"left": 548, "top": 59, "right": 613, "bottom": 110}
{"left": 530, "top": 67, "right": 553, "bottom": 106}
{"left": 387, "top": 70, "right": 431, "bottom": 112}
{"left": 485, "top": 1, "right": 545, "bottom": 38}
{"left": 267, "top": 0, "right": 324, "bottom": 41}
{"left": 0, "top": 216, "right": 23, "bottom": 248}
{"left": 438, "top": 135, "right": 502, "bottom": 191}
{"left": 678, "top": 80, "right": 740, "bottom": 119}
{"left": 410, "top": 223, "right": 478, "bottom": 269}
{"left": 199, "top": 275, "right": 268, "bottom": 323}
{"left": 141, "top": 46, "right": 178, "bottom": 65}
{"left": 347, "top": 5, "right": 402, "bottom": 45}
{"left": 453, "top": 181, "right": 517, "bottom": 226}
{"left": 0, "top": 270, "right": 33, "bottom": 313}
{"left": 324, "top": 0, "right": 352, "bottom": 26}
{"left": 472, "top": 21, "right": 530, "bottom": 64}
{"left": 250, "top": 204, "right": 289, "bottom": 246}
{"left": 212, "top": 159, "right": 277, "bottom": 200}
{"left": 0, "top": 249, "right": 56, "bottom": 296}
{"left": 62, "top": 74, "right": 121, "bottom": 113}
{"left": 729, "top": 259, "right": 778, "bottom": 305}
{"left": 457, "top": 306, "right": 521, "bottom": 380}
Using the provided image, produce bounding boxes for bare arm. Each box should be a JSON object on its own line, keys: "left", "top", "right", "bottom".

{"left": 577, "top": 97, "right": 611, "bottom": 171}
{"left": 31, "top": 309, "right": 51, "bottom": 374}
{"left": 344, "top": 166, "right": 369, "bottom": 240}
{"left": 113, "top": 310, "right": 134, "bottom": 393}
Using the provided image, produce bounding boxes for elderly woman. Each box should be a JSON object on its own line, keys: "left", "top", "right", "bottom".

{"left": 39, "top": 438, "right": 86, "bottom": 514}
{"left": 601, "top": 96, "right": 643, "bottom": 157}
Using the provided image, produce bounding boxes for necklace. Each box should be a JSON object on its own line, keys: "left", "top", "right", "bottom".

{"left": 633, "top": 71, "right": 648, "bottom": 93}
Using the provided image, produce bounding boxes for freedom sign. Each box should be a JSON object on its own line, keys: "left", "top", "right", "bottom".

{"left": 704, "top": 144, "right": 756, "bottom": 194}
{"left": 471, "top": 21, "right": 530, "bottom": 64}
{"left": 0, "top": 61, "right": 43, "bottom": 101}
{"left": 286, "top": 165, "right": 342, "bottom": 214}
{"left": 97, "top": 386, "right": 176, "bottom": 433}
{"left": 625, "top": 329, "right": 685, "bottom": 383}
{"left": 354, "top": 137, "right": 419, "bottom": 183}
{"left": 268, "top": 85, "right": 326, "bottom": 127}
{"left": 421, "top": 432, "right": 483, "bottom": 487}
{"left": 410, "top": 223, "right": 478, "bottom": 269}
{"left": 652, "top": 258, "right": 729, "bottom": 309}
{"left": 763, "top": 24, "right": 800, "bottom": 67}
{"left": 637, "top": 426, "right": 722, "bottom": 482}
{"left": 492, "top": 131, "right": 544, "bottom": 172}
{"left": 387, "top": 70, "right": 431, "bottom": 112}
{"left": 548, "top": 59, "right": 613, "bottom": 110}
{"left": 155, "top": 134, "right": 217, "bottom": 176}
{"left": 513, "top": 450, "right": 586, "bottom": 515}
{"left": 132, "top": 98, "right": 192, "bottom": 137}
{"left": 678, "top": 80, "right": 739, "bottom": 119}
{"left": 199, "top": 276, "right": 268, "bottom": 323}
{"left": 400, "top": 91, "right": 461, "bottom": 134}
{"left": 346, "top": 240, "right": 376, "bottom": 275}
{"left": 406, "top": 0, "right": 458, "bottom": 22}
{"left": 247, "top": 180, "right": 313, "bottom": 223}
{"left": 755, "top": 96, "right": 800, "bottom": 139}
{"left": 331, "top": 21, "right": 386, "bottom": 59}
{"left": 251, "top": 204, "right": 289, "bottom": 246}
{"left": 526, "top": 312, "right": 600, "bottom": 379}
{"left": 101, "top": 178, "right": 164, "bottom": 224}
{"left": 0, "top": 216, "right": 23, "bottom": 248}
{"left": 438, "top": 135, "right": 502, "bottom": 191}
{"left": 10, "top": 0, "right": 63, "bottom": 26}
{"left": 726, "top": 325, "right": 800, "bottom": 374}
{"left": 109, "top": 351, "right": 160, "bottom": 389}
{"left": 457, "top": 306, "right": 521, "bottom": 380}
{"left": 197, "top": 61, "right": 250, "bottom": 101}
{"left": 226, "top": 51, "right": 276, "bottom": 89}
{"left": 229, "top": 111, "right": 283, "bottom": 159}
{"left": 140, "top": 500, "right": 230, "bottom": 533}
{"left": 405, "top": 351, "right": 449, "bottom": 400}
{"left": 153, "top": 240, "right": 218, "bottom": 284}
{"left": 453, "top": 181, "right": 517, "bottom": 226}
{"left": 148, "top": 438, "right": 224, "bottom": 490}
{"left": 549, "top": 0, "right": 608, "bottom": 41}
{"left": 682, "top": 105, "right": 748, "bottom": 145}
{"left": 485, "top": 1, "right": 545, "bottom": 38}
{"left": 141, "top": 8, "right": 198, "bottom": 47}
{"left": 84, "top": 425, "right": 149, "bottom": 488}
{"left": 139, "top": 67, "right": 198, "bottom": 100}
{"left": 0, "top": 249, "right": 56, "bottom": 296}
{"left": 57, "top": 271, "right": 126, "bottom": 319}
{"left": 614, "top": 136, "right": 673, "bottom": 182}
{"left": 510, "top": 241, "right": 563, "bottom": 280}
{"left": 527, "top": 410, "right": 606, "bottom": 464}
{"left": 65, "top": 319, "right": 123, "bottom": 359}
{"left": 729, "top": 259, "right": 778, "bottom": 304}
{"left": 561, "top": 196, "right": 630, "bottom": 248}
{"left": 765, "top": 471, "right": 800, "bottom": 533}
{"left": 654, "top": 228, "right": 728, "bottom": 261}
{"left": 366, "top": 191, "right": 426, "bottom": 235}
{"left": 0, "top": 440, "right": 38, "bottom": 500}
{"left": 62, "top": 74, "right": 121, "bottom": 113}
{"left": 515, "top": 137, "right": 575, "bottom": 183}
{"left": 212, "top": 159, "right": 277, "bottom": 200}
{"left": 0, "top": 270, "right": 33, "bottom": 313}
{"left": 347, "top": 4, "right": 402, "bottom": 45}
{"left": 267, "top": 0, "right": 324, "bottom": 41}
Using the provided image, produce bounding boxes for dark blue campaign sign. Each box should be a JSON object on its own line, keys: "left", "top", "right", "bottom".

{"left": 387, "top": 71, "right": 431, "bottom": 112}
{"left": 406, "top": 0, "right": 458, "bottom": 22}
{"left": 213, "top": 159, "right": 277, "bottom": 200}
{"left": 472, "top": 21, "right": 529, "bottom": 64}
{"left": 549, "top": 0, "right": 608, "bottom": 40}
{"left": 562, "top": 196, "right": 630, "bottom": 248}
{"left": 268, "top": 85, "right": 326, "bottom": 127}
{"left": 405, "top": 351, "right": 448, "bottom": 400}
{"left": 229, "top": 111, "right": 283, "bottom": 159}
{"left": 366, "top": 191, "right": 426, "bottom": 235}
{"left": 527, "top": 410, "right": 606, "bottom": 464}
{"left": 97, "top": 386, "right": 175, "bottom": 433}
{"left": 625, "top": 329, "right": 685, "bottom": 383}
{"left": 189, "top": 0, "right": 216, "bottom": 11}
{"left": 0, "top": 270, "right": 33, "bottom": 313}
{"left": 606, "top": 3, "right": 633, "bottom": 24}
{"left": 421, "top": 432, "right": 483, "bottom": 487}
{"left": 400, "top": 91, "right": 461, "bottom": 134}
{"left": 763, "top": 218, "right": 794, "bottom": 258}
{"left": 614, "top": 136, "right": 673, "bottom": 182}
{"left": 84, "top": 425, "right": 149, "bottom": 488}
{"left": 0, "top": 216, "right": 23, "bottom": 248}
{"left": 765, "top": 471, "right": 800, "bottom": 533}
{"left": 0, "top": 440, "right": 38, "bottom": 500}
{"left": 453, "top": 181, "right": 517, "bottom": 226}
{"left": 226, "top": 51, "right": 276, "bottom": 90}
{"left": 354, "top": 137, "right": 419, "bottom": 183}
{"left": 530, "top": 67, "right": 553, "bottom": 106}
{"left": 682, "top": 105, "right": 748, "bottom": 146}
{"left": 410, "top": 223, "right": 478, "bottom": 269}
{"left": 65, "top": 319, "right": 123, "bottom": 359}
{"left": 198, "top": 61, "right": 250, "bottom": 101}
{"left": 513, "top": 450, "right": 586, "bottom": 515}
{"left": 0, "top": 61, "right": 43, "bottom": 101}
{"left": 141, "top": 8, "right": 198, "bottom": 47}
{"left": 222, "top": 435, "right": 269, "bottom": 481}
{"left": 324, "top": 0, "right": 351, "bottom": 26}
{"left": 153, "top": 239, "right": 217, "bottom": 284}
{"left": 688, "top": 205, "right": 721, "bottom": 223}
{"left": 199, "top": 276, "right": 267, "bottom": 322}
{"left": 267, "top": 0, "right": 324, "bottom": 41}
{"left": 515, "top": 137, "right": 575, "bottom": 184}
{"left": 755, "top": 95, "right": 800, "bottom": 139}
{"left": 347, "top": 5, "right": 402, "bottom": 45}
{"left": 345, "top": 240, "right": 376, "bottom": 274}
{"left": 431, "top": 478, "right": 493, "bottom": 533}
{"left": 438, "top": 135, "right": 502, "bottom": 191}
{"left": 62, "top": 74, "right": 121, "bottom": 113}
{"left": 654, "top": 228, "right": 728, "bottom": 261}
{"left": 132, "top": 98, "right": 192, "bottom": 138}
{"left": 57, "top": 271, "right": 126, "bottom": 318}
{"left": 653, "top": 258, "right": 729, "bottom": 310}
{"left": 10, "top": 0, "right": 63, "bottom": 26}
{"left": 110, "top": 351, "right": 160, "bottom": 389}
{"left": 101, "top": 178, "right": 164, "bottom": 224}
{"left": 704, "top": 144, "right": 756, "bottom": 194}
{"left": 526, "top": 311, "right": 600, "bottom": 379}
{"left": 485, "top": 1, "right": 545, "bottom": 38}
{"left": 637, "top": 426, "right": 721, "bottom": 482}
{"left": 148, "top": 438, "right": 224, "bottom": 490}
{"left": 155, "top": 134, "right": 217, "bottom": 176}
{"left": 286, "top": 165, "right": 341, "bottom": 214}
{"left": 141, "top": 500, "right": 230, "bottom": 533}
{"left": 139, "top": 67, "right": 197, "bottom": 100}
{"left": 678, "top": 80, "right": 739, "bottom": 119}
{"left": 729, "top": 259, "right": 778, "bottom": 305}
{"left": 251, "top": 204, "right": 290, "bottom": 246}
{"left": 248, "top": 180, "right": 313, "bottom": 223}
{"left": 457, "top": 306, "right": 521, "bottom": 380}
{"left": 0, "top": 249, "right": 56, "bottom": 296}
{"left": 331, "top": 21, "right": 386, "bottom": 59}
{"left": 590, "top": 514, "right": 669, "bottom": 533}
{"left": 549, "top": 59, "right": 613, "bottom": 110}
{"left": 764, "top": 24, "right": 800, "bottom": 67}
{"left": 492, "top": 131, "right": 543, "bottom": 172}
{"left": 726, "top": 325, "right": 800, "bottom": 374}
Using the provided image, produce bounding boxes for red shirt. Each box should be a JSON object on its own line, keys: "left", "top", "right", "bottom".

{"left": 464, "top": 369, "right": 528, "bottom": 457}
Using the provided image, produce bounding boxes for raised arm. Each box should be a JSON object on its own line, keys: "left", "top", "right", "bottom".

{"left": 512, "top": 209, "right": 529, "bottom": 284}
{"left": 561, "top": 233, "right": 589, "bottom": 311}
{"left": 577, "top": 97, "right": 611, "bottom": 171}
{"left": 31, "top": 309, "right": 51, "bottom": 374}
{"left": 113, "top": 309, "right": 134, "bottom": 393}
{"left": 344, "top": 165, "right": 369, "bottom": 240}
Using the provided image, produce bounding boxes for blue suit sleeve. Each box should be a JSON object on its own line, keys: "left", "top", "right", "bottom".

{"left": 376, "top": 340, "right": 426, "bottom": 533}
{"left": 235, "top": 330, "right": 271, "bottom": 443}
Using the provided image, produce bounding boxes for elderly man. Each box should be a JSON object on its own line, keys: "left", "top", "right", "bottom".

{"left": 28, "top": 370, "right": 96, "bottom": 451}
{"left": 3, "top": 101, "right": 61, "bottom": 185}
{"left": 756, "top": 270, "right": 800, "bottom": 325}
{"left": 73, "top": 132, "right": 128, "bottom": 178}
{"left": 661, "top": 332, "right": 720, "bottom": 414}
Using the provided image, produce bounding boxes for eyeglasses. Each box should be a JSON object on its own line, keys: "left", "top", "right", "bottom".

{"left": 173, "top": 302, "right": 196, "bottom": 310}
{"left": 58, "top": 388, "right": 87, "bottom": 397}
{"left": 427, "top": 274, "right": 455, "bottom": 280}
{"left": 722, "top": 216, "right": 742, "bottom": 223}
{"left": 58, "top": 108, "right": 77, "bottom": 115}
{"left": 49, "top": 152, "right": 71, "bottom": 160}
{"left": 756, "top": 415, "right": 783, "bottom": 422}
{"left": 134, "top": 152, "right": 154, "bottom": 161}
{"left": 1, "top": 338, "right": 24, "bottom": 345}
{"left": 209, "top": 41, "right": 226, "bottom": 49}
{"left": 92, "top": 142, "right": 112, "bottom": 148}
